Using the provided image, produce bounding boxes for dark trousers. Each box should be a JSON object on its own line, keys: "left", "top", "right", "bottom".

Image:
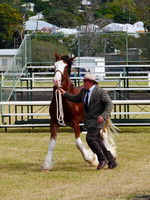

{"left": 86, "top": 128, "right": 116, "bottom": 164}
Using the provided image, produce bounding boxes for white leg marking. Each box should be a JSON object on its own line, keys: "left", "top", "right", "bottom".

{"left": 41, "top": 139, "right": 56, "bottom": 170}
{"left": 75, "top": 138, "right": 98, "bottom": 167}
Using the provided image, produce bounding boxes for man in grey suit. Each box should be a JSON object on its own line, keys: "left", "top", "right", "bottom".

{"left": 59, "top": 73, "right": 118, "bottom": 170}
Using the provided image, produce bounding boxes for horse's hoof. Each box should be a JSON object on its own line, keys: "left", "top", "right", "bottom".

{"left": 41, "top": 161, "right": 53, "bottom": 171}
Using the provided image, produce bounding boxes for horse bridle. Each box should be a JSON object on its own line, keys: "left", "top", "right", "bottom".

{"left": 54, "top": 69, "right": 64, "bottom": 77}
{"left": 54, "top": 62, "right": 69, "bottom": 78}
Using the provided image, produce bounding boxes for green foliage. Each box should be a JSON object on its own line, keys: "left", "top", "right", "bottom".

{"left": 0, "top": 3, "right": 23, "bottom": 48}
{"left": 34, "top": 0, "right": 51, "bottom": 13}
{"left": 128, "top": 34, "right": 150, "bottom": 61}
{"left": 43, "top": 0, "right": 82, "bottom": 28}
{"left": 43, "top": 9, "right": 78, "bottom": 28}
{"left": 94, "top": 2, "right": 138, "bottom": 24}
{"left": 0, "top": 0, "right": 14, "bottom": 5}
{"left": 49, "top": 0, "right": 82, "bottom": 12}
{"left": 102, "top": 0, "right": 113, "bottom": 2}
{"left": 144, "top": 20, "right": 150, "bottom": 31}
{"left": 134, "top": 3, "right": 150, "bottom": 31}
{"left": 31, "top": 35, "right": 70, "bottom": 63}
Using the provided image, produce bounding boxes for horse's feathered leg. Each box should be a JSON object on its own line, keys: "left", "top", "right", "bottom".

{"left": 101, "top": 117, "right": 119, "bottom": 159}
{"left": 74, "top": 122, "right": 99, "bottom": 167}
{"left": 41, "top": 122, "right": 59, "bottom": 170}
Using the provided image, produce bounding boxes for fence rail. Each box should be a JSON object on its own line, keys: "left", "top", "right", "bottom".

{"left": 1, "top": 33, "right": 150, "bottom": 129}
{"left": 1, "top": 100, "right": 150, "bottom": 131}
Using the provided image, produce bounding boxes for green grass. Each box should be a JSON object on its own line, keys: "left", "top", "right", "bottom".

{"left": 0, "top": 127, "right": 150, "bottom": 200}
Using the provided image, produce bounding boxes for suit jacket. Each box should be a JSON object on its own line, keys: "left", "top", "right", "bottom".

{"left": 64, "top": 85, "right": 113, "bottom": 129}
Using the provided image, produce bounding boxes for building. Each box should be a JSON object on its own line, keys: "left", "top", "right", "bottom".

{"left": 0, "top": 49, "right": 18, "bottom": 72}
{"left": 102, "top": 21, "right": 147, "bottom": 34}
{"left": 25, "top": 20, "right": 58, "bottom": 33}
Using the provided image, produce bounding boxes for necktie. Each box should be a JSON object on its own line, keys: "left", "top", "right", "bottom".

{"left": 85, "top": 90, "right": 89, "bottom": 112}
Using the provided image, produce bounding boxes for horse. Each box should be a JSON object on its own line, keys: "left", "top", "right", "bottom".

{"left": 41, "top": 52, "right": 117, "bottom": 171}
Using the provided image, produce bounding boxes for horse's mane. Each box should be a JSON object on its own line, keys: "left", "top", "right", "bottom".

{"left": 61, "top": 55, "right": 72, "bottom": 77}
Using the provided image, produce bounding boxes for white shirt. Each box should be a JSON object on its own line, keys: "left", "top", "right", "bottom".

{"left": 84, "top": 85, "right": 95, "bottom": 106}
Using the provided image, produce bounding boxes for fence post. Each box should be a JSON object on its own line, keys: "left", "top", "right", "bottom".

{"left": 1, "top": 74, "right": 4, "bottom": 87}
{"left": 32, "top": 73, "right": 34, "bottom": 87}
{"left": 119, "top": 73, "right": 123, "bottom": 87}
{"left": 148, "top": 73, "right": 150, "bottom": 87}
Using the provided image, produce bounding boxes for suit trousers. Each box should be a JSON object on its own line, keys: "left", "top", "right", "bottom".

{"left": 86, "top": 127, "right": 116, "bottom": 164}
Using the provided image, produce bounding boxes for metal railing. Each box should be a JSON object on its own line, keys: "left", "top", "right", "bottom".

{"left": 0, "top": 32, "right": 150, "bottom": 128}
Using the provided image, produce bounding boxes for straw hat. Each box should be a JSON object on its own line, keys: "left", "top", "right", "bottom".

{"left": 83, "top": 73, "right": 98, "bottom": 84}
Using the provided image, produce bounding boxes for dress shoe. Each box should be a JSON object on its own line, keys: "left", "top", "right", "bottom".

{"left": 108, "top": 163, "right": 118, "bottom": 170}
{"left": 97, "top": 160, "right": 107, "bottom": 170}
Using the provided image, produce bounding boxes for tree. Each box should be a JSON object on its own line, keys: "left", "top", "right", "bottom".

{"left": 0, "top": 3, "right": 23, "bottom": 48}
{"left": 49, "top": 0, "right": 82, "bottom": 12}
{"left": 34, "top": 0, "right": 51, "bottom": 13}
{"left": 31, "top": 35, "right": 70, "bottom": 63}
{"left": 134, "top": 0, "right": 150, "bottom": 30}
{"left": 94, "top": 1, "right": 138, "bottom": 24}
{"left": 43, "top": 0, "right": 83, "bottom": 28}
{"left": 43, "top": 9, "right": 79, "bottom": 28}
{"left": 0, "top": 0, "right": 14, "bottom": 4}
{"left": 113, "top": 0, "right": 137, "bottom": 23}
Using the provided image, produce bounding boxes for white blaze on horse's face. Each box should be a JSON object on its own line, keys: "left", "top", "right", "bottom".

{"left": 53, "top": 60, "right": 67, "bottom": 87}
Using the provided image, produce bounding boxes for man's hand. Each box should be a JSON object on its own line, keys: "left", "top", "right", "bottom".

{"left": 57, "top": 87, "right": 65, "bottom": 95}
{"left": 97, "top": 115, "right": 104, "bottom": 123}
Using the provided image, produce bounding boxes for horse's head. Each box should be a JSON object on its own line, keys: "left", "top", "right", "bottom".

{"left": 53, "top": 52, "right": 75, "bottom": 87}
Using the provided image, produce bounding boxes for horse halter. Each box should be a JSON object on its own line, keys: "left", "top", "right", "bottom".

{"left": 54, "top": 61, "right": 69, "bottom": 78}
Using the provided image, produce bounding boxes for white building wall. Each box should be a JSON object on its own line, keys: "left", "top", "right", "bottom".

{"left": 0, "top": 49, "right": 18, "bottom": 72}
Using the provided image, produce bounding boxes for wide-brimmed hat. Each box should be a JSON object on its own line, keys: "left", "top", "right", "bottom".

{"left": 83, "top": 73, "right": 98, "bottom": 84}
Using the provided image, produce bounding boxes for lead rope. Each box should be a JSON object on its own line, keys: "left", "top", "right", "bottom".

{"left": 55, "top": 89, "right": 66, "bottom": 126}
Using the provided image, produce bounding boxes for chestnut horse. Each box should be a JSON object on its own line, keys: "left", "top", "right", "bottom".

{"left": 41, "top": 52, "right": 117, "bottom": 170}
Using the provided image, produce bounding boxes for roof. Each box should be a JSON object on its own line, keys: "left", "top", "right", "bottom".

{"left": 102, "top": 21, "right": 147, "bottom": 33}
{"left": 25, "top": 20, "right": 58, "bottom": 31}
{"left": 56, "top": 28, "right": 79, "bottom": 34}
{"left": 25, "top": 20, "right": 79, "bottom": 34}
{"left": 29, "top": 13, "right": 43, "bottom": 20}
{"left": 0, "top": 49, "right": 18, "bottom": 56}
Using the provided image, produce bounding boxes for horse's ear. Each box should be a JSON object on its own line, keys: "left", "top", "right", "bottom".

{"left": 55, "top": 52, "right": 61, "bottom": 61}
{"left": 70, "top": 56, "right": 76, "bottom": 63}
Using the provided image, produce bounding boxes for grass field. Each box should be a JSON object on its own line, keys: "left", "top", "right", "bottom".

{"left": 0, "top": 127, "right": 150, "bottom": 200}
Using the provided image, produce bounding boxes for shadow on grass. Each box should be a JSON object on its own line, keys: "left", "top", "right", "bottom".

{"left": 0, "top": 127, "right": 73, "bottom": 134}
{"left": 127, "top": 195, "right": 150, "bottom": 200}
{"left": 0, "top": 162, "right": 41, "bottom": 172}
{"left": 0, "top": 160, "right": 95, "bottom": 173}
{"left": 1, "top": 126, "right": 150, "bottom": 134}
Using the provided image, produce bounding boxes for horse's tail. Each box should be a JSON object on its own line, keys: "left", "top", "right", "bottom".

{"left": 101, "top": 116, "right": 119, "bottom": 158}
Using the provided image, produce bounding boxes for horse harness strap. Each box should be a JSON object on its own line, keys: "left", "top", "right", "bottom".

{"left": 54, "top": 66, "right": 68, "bottom": 77}
{"left": 54, "top": 70, "right": 63, "bottom": 77}
{"left": 55, "top": 89, "right": 66, "bottom": 126}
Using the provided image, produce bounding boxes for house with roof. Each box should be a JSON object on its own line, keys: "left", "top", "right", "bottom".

{"left": 24, "top": 20, "right": 59, "bottom": 34}
{"left": 102, "top": 21, "right": 147, "bottom": 34}
{"left": 0, "top": 49, "right": 18, "bottom": 72}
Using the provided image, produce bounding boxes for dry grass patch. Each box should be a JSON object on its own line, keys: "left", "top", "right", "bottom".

{"left": 0, "top": 127, "right": 150, "bottom": 200}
